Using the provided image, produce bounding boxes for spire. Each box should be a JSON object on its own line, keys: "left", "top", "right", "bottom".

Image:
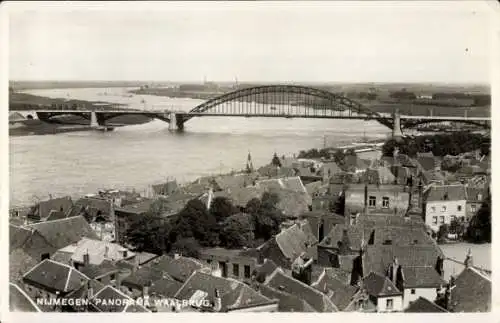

{"left": 246, "top": 151, "right": 254, "bottom": 173}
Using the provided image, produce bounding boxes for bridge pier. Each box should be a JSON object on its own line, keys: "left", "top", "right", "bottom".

{"left": 168, "top": 112, "right": 177, "bottom": 131}
{"left": 392, "top": 109, "right": 404, "bottom": 142}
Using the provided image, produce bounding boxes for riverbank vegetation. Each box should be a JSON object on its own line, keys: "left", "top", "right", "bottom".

{"left": 125, "top": 192, "right": 285, "bottom": 255}
{"left": 382, "top": 132, "right": 490, "bottom": 158}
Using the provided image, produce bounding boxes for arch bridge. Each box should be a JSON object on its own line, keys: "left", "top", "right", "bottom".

{"left": 26, "top": 85, "right": 490, "bottom": 137}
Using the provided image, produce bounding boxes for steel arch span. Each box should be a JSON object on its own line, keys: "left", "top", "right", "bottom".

{"left": 184, "top": 85, "right": 393, "bottom": 128}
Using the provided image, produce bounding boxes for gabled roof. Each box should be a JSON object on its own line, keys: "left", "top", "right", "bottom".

{"left": 22, "top": 259, "right": 89, "bottom": 294}
{"left": 74, "top": 197, "right": 112, "bottom": 215}
{"left": 318, "top": 162, "right": 342, "bottom": 177}
{"left": 36, "top": 196, "right": 73, "bottom": 219}
{"left": 145, "top": 255, "right": 208, "bottom": 283}
{"left": 363, "top": 245, "right": 444, "bottom": 278}
{"left": 253, "top": 259, "right": 279, "bottom": 281}
{"left": 90, "top": 285, "right": 149, "bottom": 312}
{"left": 417, "top": 156, "right": 438, "bottom": 172}
{"left": 274, "top": 224, "right": 318, "bottom": 262}
{"left": 175, "top": 271, "right": 274, "bottom": 312}
{"left": 426, "top": 185, "right": 467, "bottom": 202}
{"left": 450, "top": 267, "right": 491, "bottom": 312}
{"left": 122, "top": 266, "right": 165, "bottom": 288}
{"left": 264, "top": 269, "right": 337, "bottom": 312}
{"left": 405, "top": 297, "right": 448, "bottom": 313}
{"left": 9, "top": 283, "right": 41, "bottom": 312}
{"left": 71, "top": 238, "right": 134, "bottom": 265}
{"left": 259, "top": 284, "right": 316, "bottom": 312}
{"left": 79, "top": 260, "right": 120, "bottom": 280}
{"left": 9, "top": 224, "right": 33, "bottom": 251}
{"left": 150, "top": 277, "right": 183, "bottom": 298}
{"left": 9, "top": 248, "right": 40, "bottom": 282}
{"left": 28, "top": 216, "right": 99, "bottom": 250}
{"left": 312, "top": 271, "right": 358, "bottom": 310}
{"left": 403, "top": 267, "right": 446, "bottom": 288}
{"left": 465, "top": 187, "right": 487, "bottom": 202}
{"left": 361, "top": 167, "right": 396, "bottom": 185}
{"left": 362, "top": 272, "right": 402, "bottom": 297}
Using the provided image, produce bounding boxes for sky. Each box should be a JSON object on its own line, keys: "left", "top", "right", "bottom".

{"left": 7, "top": 1, "right": 497, "bottom": 83}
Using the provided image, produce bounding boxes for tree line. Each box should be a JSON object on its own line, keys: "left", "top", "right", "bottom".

{"left": 382, "top": 132, "right": 490, "bottom": 158}
{"left": 125, "top": 192, "right": 285, "bottom": 257}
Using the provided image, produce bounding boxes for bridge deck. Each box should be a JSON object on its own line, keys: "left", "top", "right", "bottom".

{"left": 21, "top": 110, "right": 491, "bottom": 121}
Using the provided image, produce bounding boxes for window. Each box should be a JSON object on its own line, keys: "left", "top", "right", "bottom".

{"left": 244, "top": 265, "right": 251, "bottom": 279}
{"left": 441, "top": 206, "right": 447, "bottom": 212}
{"left": 382, "top": 197, "right": 390, "bottom": 208}
{"left": 440, "top": 216, "right": 445, "bottom": 224}
{"left": 369, "top": 196, "right": 376, "bottom": 207}
{"left": 383, "top": 239, "right": 392, "bottom": 245}
{"left": 457, "top": 205, "right": 462, "bottom": 212}
{"left": 386, "top": 299, "right": 394, "bottom": 310}
{"left": 411, "top": 289, "right": 416, "bottom": 295}
{"left": 461, "top": 216, "right": 466, "bottom": 222}
{"left": 220, "top": 262, "right": 227, "bottom": 277}
{"left": 431, "top": 206, "right": 436, "bottom": 213}
{"left": 233, "top": 264, "right": 239, "bottom": 277}
{"left": 471, "top": 205, "right": 477, "bottom": 213}
{"left": 451, "top": 215, "right": 456, "bottom": 222}
{"left": 432, "top": 216, "right": 438, "bottom": 224}
{"left": 110, "top": 273, "right": 116, "bottom": 281}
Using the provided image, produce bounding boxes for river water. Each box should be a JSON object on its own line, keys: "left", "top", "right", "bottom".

{"left": 9, "top": 87, "right": 490, "bottom": 273}
{"left": 10, "top": 87, "right": 390, "bottom": 208}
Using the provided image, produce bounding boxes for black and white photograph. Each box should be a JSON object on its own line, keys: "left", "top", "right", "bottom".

{"left": 3, "top": 1, "right": 495, "bottom": 316}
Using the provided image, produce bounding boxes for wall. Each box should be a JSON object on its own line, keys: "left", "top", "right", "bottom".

{"left": 198, "top": 253, "right": 258, "bottom": 283}
{"left": 425, "top": 200, "right": 467, "bottom": 232}
{"left": 403, "top": 287, "right": 438, "bottom": 309}
{"left": 376, "top": 295, "right": 403, "bottom": 312}
{"left": 344, "top": 185, "right": 409, "bottom": 217}
{"left": 466, "top": 202, "right": 481, "bottom": 222}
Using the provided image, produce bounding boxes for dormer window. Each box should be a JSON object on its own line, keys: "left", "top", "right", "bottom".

{"left": 477, "top": 194, "right": 483, "bottom": 200}
{"left": 383, "top": 239, "right": 392, "bottom": 245}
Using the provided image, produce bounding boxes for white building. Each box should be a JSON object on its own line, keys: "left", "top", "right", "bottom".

{"left": 424, "top": 185, "right": 467, "bottom": 232}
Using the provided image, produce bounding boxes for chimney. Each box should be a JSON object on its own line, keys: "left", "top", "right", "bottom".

{"left": 83, "top": 250, "right": 90, "bottom": 266}
{"left": 435, "top": 256, "right": 444, "bottom": 277}
{"left": 213, "top": 289, "right": 222, "bottom": 312}
{"left": 87, "top": 281, "right": 94, "bottom": 300}
{"left": 104, "top": 245, "right": 109, "bottom": 258}
{"left": 339, "top": 229, "right": 351, "bottom": 255}
{"left": 464, "top": 249, "right": 473, "bottom": 268}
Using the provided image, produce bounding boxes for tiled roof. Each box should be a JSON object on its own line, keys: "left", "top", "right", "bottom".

{"left": 426, "top": 185, "right": 467, "bottom": 202}
{"left": 220, "top": 186, "right": 264, "bottom": 208}
{"left": 28, "top": 216, "right": 99, "bottom": 250}
{"left": 450, "top": 267, "right": 491, "bottom": 312}
{"left": 264, "top": 269, "right": 337, "bottom": 312}
{"left": 23, "top": 259, "right": 89, "bottom": 294}
{"left": 465, "top": 187, "right": 487, "bottom": 202}
{"left": 90, "top": 285, "right": 149, "bottom": 312}
{"left": 145, "top": 255, "right": 208, "bottom": 283}
{"left": 319, "top": 224, "right": 370, "bottom": 251}
{"left": 9, "top": 248, "right": 39, "bottom": 282}
{"left": 361, "top": 167, "right": 396, "bottom": 185}
{"left": 9, "top": 224, "right": 33, "bottom": 251}
{"left": 318, "top": 162, "right": 342, "bottom": 178}
{"left": 372, "top": 226, "right": 436, "bottom": 247}
{"left": 50, "top": 250, "right": 73, "bottom": 265}
{"left": 37, "top": 196, "right": 73, "bottom": 219}
{"left": 405, "top": 297, "right": 448, "bottom": 313}
{"left": 259, "top": 284, "right": 315, "bottom": 312}
{"left": 213, "top": 173, "right": 257, "bottom": 192}
{"left": 275, "top": 224, "right": 318, "bottom": 262}
{"left": 115, "top": 199, "right": 154, "bottom": 215}
{"left": 175, "top": 271, "right": 273, "bottom": 311}
{"left": 71, "top": 238, "right": 134, "bottom": 265}
{"left": 403, "top": 267, "right": 446, "bottom": 288}
{"left": 74, "top": 197, "right": 112, "bottom": 216}
{"left": 276, "top": 190, "right": 311, "bottom": 217}
{"left": 9, "top": 283, "right": 41, "bottom": 312}
{"left": 253, "top": 259, "right": 279, "bottom": 281}
{"left": 362, "top": 272, "right": 402, "bottom": 297}
{"left": 150, "top": 277, "right": 183, "bottom": 298}
{"left": 135, "top": 252, "right": 159, "bottom": 265}
{"left": 312, "top": 271, "right": 358, "bottom": 310}
{"left": 79, "top": 260, "right": 120, "bottom": 280}
{"left": 122, "top": 266, "right": 165, "bottom": 288}
{"left": 304, "top": 181, "right": 324, "bottom": 196}
{"left": 363, "top": 245, "right": 444, "bottom": 277}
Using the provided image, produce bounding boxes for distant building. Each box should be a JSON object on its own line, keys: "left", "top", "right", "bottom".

{"left": 465, "top": 187, "right": 487, "bottom": 222}
{"left": 27, "top": 196, "right": 73, "bottom": 222}
{"left": 424, "top": 185, "right": 467, "bottom": 232}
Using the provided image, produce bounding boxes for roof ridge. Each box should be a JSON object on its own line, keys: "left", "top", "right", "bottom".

{"left": 173, "top": 269, "right": 200, "bottom": 299}
{"left": 28, "top": 215, "right": 84, "bottom": 226}
{"left": 468, "top": 266, "right": 491, "bottom": 282}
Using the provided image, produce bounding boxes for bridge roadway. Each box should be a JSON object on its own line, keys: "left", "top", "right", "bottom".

{"left": 27, "top": 109, "right": 491, "bottom": 122}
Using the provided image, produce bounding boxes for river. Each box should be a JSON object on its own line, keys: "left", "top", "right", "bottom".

{"left": 10, "top": 87, "right": 390, "bottom": 208}
{"left": 9, "top": 87, "right": 490, "bottom": 275}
